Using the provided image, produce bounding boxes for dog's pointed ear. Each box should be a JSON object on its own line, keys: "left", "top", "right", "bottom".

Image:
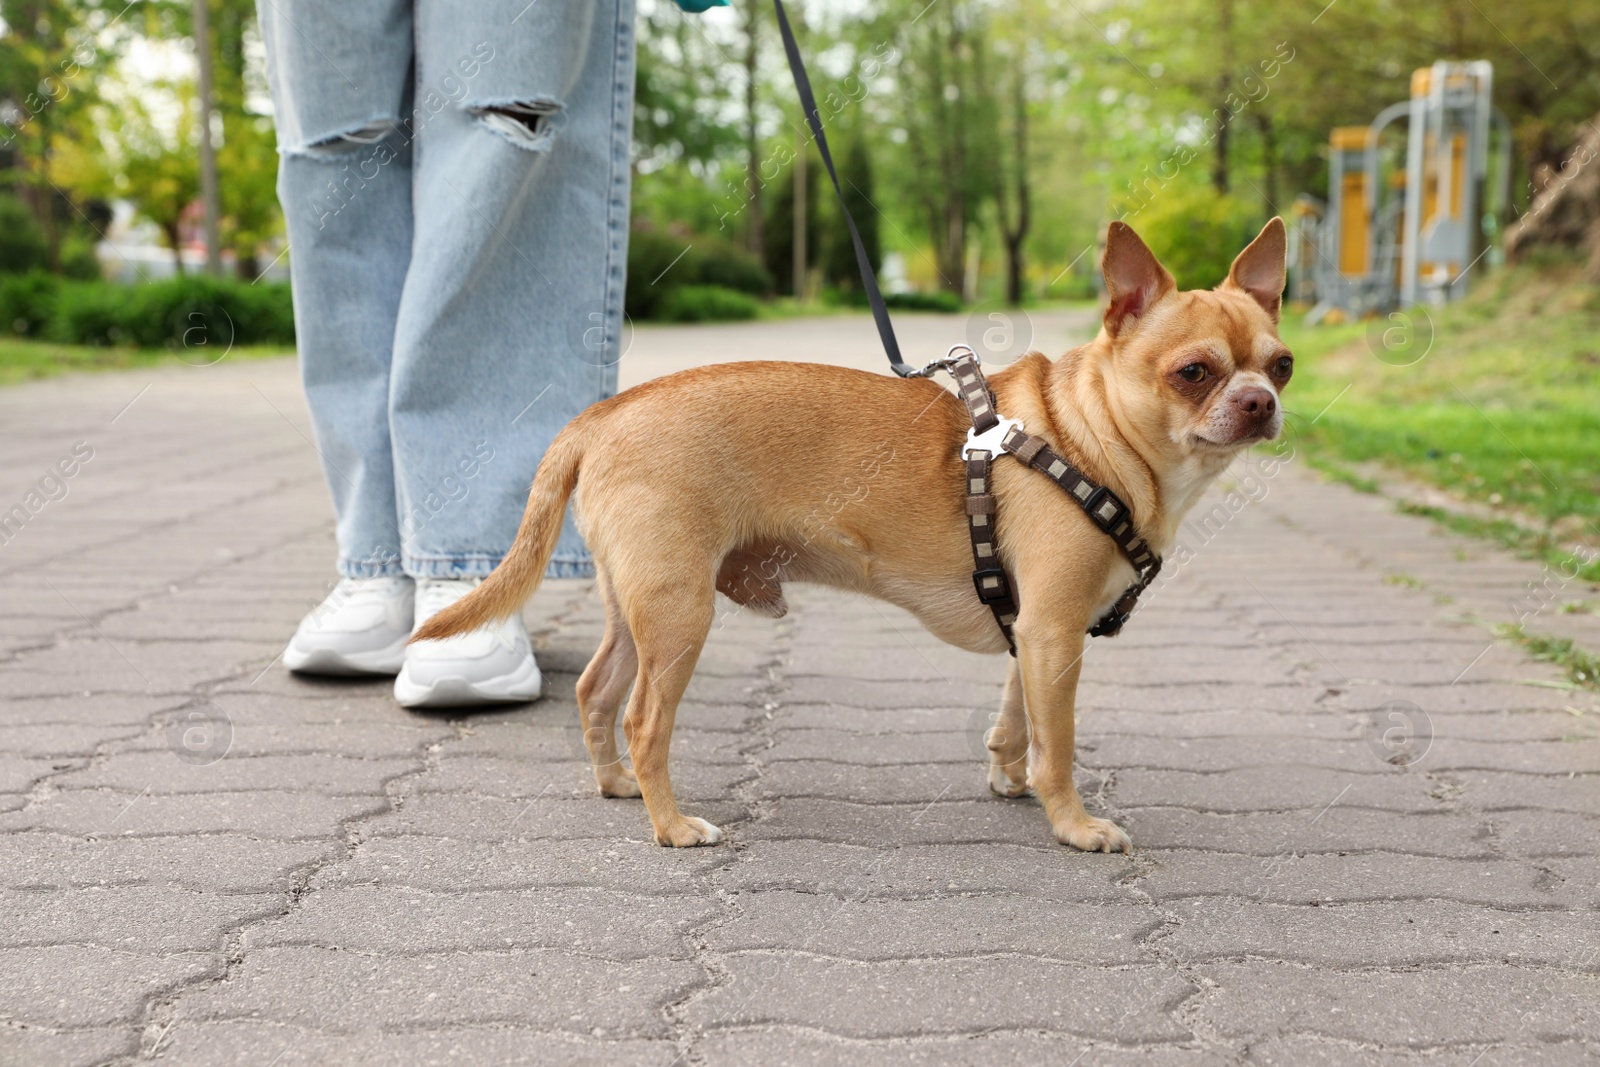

{"left": 1224, "top": 217, "right": 1287, "bottom": 321}
{"left": 1102, "top": 221, "right": 1176, "bottom": 340}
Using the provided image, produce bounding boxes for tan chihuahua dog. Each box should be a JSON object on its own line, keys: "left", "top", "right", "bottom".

{"left": 415, "top": 218, "right": 1291, "bottom": 852}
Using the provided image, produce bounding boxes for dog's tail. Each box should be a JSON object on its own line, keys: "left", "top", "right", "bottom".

{"left": 410, "top": 420, "right": 586, "bottom": 643}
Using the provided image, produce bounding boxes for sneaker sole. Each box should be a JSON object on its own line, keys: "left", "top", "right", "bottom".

{"left": 283, "top": 635, "right": 409, "bottom": 677}
{"left": 393, "top": 656, "right": 543, "bottom": 709}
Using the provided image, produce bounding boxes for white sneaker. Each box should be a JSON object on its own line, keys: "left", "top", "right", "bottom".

{"left": 283, "top": 577, "right": 415, "bottom": 676}
{"left": 394, "top": 578, "right": 543, "bottom": 708}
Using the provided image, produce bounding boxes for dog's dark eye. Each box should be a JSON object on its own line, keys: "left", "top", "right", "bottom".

{"left": 1177, "top": 363, "right": 1207, "bottom": 383}
{"left": 1272, "top": 355, "right": 1293, "bottom": 379}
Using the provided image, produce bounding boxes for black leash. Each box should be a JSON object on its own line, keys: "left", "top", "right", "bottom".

{"left": 772, "top": 0, "right": 916, "bottom": 378}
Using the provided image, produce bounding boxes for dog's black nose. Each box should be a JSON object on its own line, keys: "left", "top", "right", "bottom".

{"left": 1234, "top": 387, "right": 1276, "bottom": 418}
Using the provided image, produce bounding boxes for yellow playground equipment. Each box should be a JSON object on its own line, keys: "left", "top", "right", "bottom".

{"left": 1291, "top": 61, "right": 1511, "bottom": 322}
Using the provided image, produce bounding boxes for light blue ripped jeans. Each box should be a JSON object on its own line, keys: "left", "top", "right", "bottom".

{"left": 258, "top": 0, "right": 635, "bottom": 579}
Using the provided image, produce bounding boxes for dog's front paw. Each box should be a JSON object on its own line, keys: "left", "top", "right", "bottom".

{"left": 654, "top": 816, "right": 724, "bottom": 848}
{"left": 1055, "top": 816, "right": 1131, "bottom": 853}
{"left": 987, "top": 760, "right": 1031, "bottom": 798}
{"left": 597, "top": 767, "right": 642, "bottom": 798}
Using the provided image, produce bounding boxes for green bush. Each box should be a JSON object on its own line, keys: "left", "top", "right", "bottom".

{"left": 655, "top": 284, "right": 760, "bottom": 323}
{"left": 1117, "top": 185, "right": 1263, "bottom": 290}
{"left": 48, "top": 282, "right": 133, "bottom": 345}
{"left": 885, "top": 290, "right": 964, "bottom": 313}
{"left": 0, "top": 273, "right": 296, "bottom": 348}
{"left": 0, "top": 271, "right": 61, "bottom": 337}
{"left": 626, "top": 228, "right": 772, "bottom": 320}
{"left": 59, "top": 238, "right": 104, "bottom": 281}
{"left": 0, "top": 195, "right": 47, "bottom": 275}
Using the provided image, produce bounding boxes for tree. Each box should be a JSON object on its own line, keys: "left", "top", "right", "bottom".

{"left": 822, "top": 134, "right": 881, "bottom": 293}
{"left": 762, "top": 151, "right": 818, "bottom": 296}
{"left": 208, "top": 0, "right": 280, "bottom": 278}
{"left": 887, "top": 0, "right": 1000, "bottom": 296}
{"left": 739, "top": 2, "right": 764, "bottom": 261}
{"left": 113, "top": 82, "right": 200, "bottom": 272}
{"left": 994, "top": 55, "right": 1031, "bottom": 306}
{"left": 0, "top": 0, "right": 116, "bottom": 269}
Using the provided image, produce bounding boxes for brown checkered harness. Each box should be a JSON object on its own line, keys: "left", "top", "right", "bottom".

{"left": 935, "top": 347, "right": 1162, "bottom": 651}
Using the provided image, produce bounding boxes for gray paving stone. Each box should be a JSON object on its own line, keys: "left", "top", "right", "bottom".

{"left": 776, "top": 704, "right": 975, "bottom": 733}
{"left": 1161, "top": 897, "right": 1597, "bottom": 969}
{"left": 1195, "top": 961, "right": 1600, "bottom": 1046}
{"left": 748, "top": 798, "right": 1054, "bottom": 847}
{"left": 444, "top": 722, "right": 746, "bottom": 764}
{"left": 0, "top": 946, "right": 216, "bottom": 1027}
{"left": 0, "top": 756, "right": 78, "bottom": 794}
{"left": 364, "top": 793, "right": 746, "bottom": 842}
{"left": 177, "top": 946, "right": 700, "bottom": 1035}
{"left": 1125, "top": 808, "right": 1495, "bottom": 858}
{"left": 1446, "top": 770, "right": 1600, "bottom": 815}
{"left": 1082, "top": 736, "right": 1385, "bottom": 772}
{"left": 0, "top": 1026, "right": 135, "bottom": 1067}
{"left": 0, "top": 790, "right": 389, "bottom": 839}
{"left": 778, "top": 677, "right": 999, "bottom": 710}
{"left": 0, "top": 723, "right": 149, "bottom": 758}
{"left": 1137, "top": 849, "right": 1573, "bottom": 908}
{"left": 248, "top": 885, "right": 717, "bottom": 958}
{"left": 0, "top": 886, "right": 281, "bottom": 953}
{"left": 1244, "top": 1035, "right": 1593, "bottom": 1066}
{"left": 755, "top": 760, "right": 993, "bottom": 803}
{"left": 56, "top": 752, "right": 417, "bottom": 794}
{"left": 1112, "top": 767, "right": 1438, "bottom": 814}
{"left": 2, "top": 833, "right": 333, "bottom": 892}
{"left": 684, "top": 953, "right": 1193, "bottom": 1041}
{"left": 1486, "top": 809, "right": 1600, "bottom": 857}
{"left": 703, "top": 890, "right": 1156, "bottom": 963}
{"left": 314, "top": 835, "right": 723, "bottom": 894}
{"left": 2, "top": 693, "right": 186, "bottom": 728}
{"left": 150, "top": 1021, "right": 680, "bottom": 1067}
{"left": 695, "top": 1029, "right": 1226, "bottom": 1067}
{"left": 403, "top": 755, "right": 752, "bottom": 802}
{"left": 765, "top": 729, "right": 974, "bottom": 765}
{"left": 718, "top": 841, "right": 1135, "bottom": 902}
{"left": 117, "top": 718, "right": 451, "bottom": 759}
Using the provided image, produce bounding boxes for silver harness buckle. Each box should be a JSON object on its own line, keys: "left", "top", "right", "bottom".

{"left": 963, "top": 417, "right": 1023, "bottom": 459}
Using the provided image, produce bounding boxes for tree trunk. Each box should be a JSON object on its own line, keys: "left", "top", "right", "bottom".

{"left": 1254, "top": 111, "right": 1279, "bottom": 213}
{"left": 166, "top": 222, "right": 185, "bottom": 274}
{"left": 793, "top": 133, "right": 807, "bottom": 299}
{"left": 997, "top": 71, "right": 1031, "bottom": 306}
{"left": 1212, "top": 0, "right": 1234, "bottom": 194}
{"left": 35, "top": 111, "right": 61, "bottom": 272}
{"left": 742, "top": 5, "right": 764, "bottom": 261}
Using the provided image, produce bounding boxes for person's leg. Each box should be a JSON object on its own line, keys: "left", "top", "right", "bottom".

{"left": 392, "top": 0, "right": 636, "bottom": 581}
{"left": 258, "top": 0, "right": 416, "bottom": 578}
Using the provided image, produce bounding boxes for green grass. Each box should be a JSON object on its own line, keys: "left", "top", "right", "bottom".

{"left": 0, "top": 339, "right": 293, "bottom": 386}
{"left": 1278, "top": 265, "right": 1600, "bottom": 578}
{"left": 1496, "top": 625, "right": 1600, "bottom": 690}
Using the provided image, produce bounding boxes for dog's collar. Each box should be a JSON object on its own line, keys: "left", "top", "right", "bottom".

{"left": 934, "top": 348, "right": 1162, "bottom": 650}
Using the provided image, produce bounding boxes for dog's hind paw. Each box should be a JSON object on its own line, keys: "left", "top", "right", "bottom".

{"left": 1055, "top": 816, "right": 1131, "bottom": 854}
{"left": 987, "top": 761, "right": 1031, "bottom": 798}
{"left": 597, "top": 767, "right": 642, "bottom": 798}
{"left": 655, "top": 816, "right": 724, "bottom": 848}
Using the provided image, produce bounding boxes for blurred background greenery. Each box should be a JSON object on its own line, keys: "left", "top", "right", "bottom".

{"left": 2, "top": 0, "right": 1597, "bottom": 313}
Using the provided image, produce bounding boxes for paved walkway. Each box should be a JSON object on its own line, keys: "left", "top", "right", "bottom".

{"left": 1, "top": 312, "right": 1596, "bottom": 1066}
